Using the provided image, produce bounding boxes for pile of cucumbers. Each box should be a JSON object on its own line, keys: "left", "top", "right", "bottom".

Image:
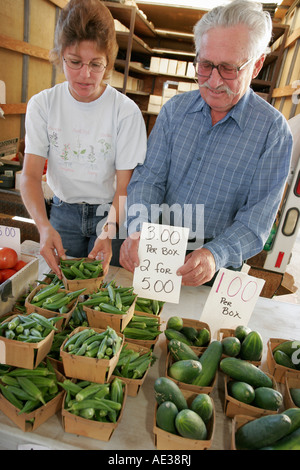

{"left": 61, "top": 377, "right": 125, "bottom": 423}
{"left": 221, "top": 325, "right": 263, "bottom": 362}
{"left": 272, "top": 339, "right": 300, "bottom": 370}
{"left": 167, "top": 339, "right": 223, "bottom": 387}
{"left": 164, "top": 316, "right": 210, "bottom": 347}
{"left": 235, "top": 408, "right": 300, "bottom": 450}
{"left": 154, "top": 376, "right": 213, "bottom": 441}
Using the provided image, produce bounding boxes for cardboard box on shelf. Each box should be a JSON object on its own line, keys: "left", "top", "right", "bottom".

{"left": 150, "top": 57, "right": 160, "bottom": 73}
{"left": 159, "top": 58, "right": 169, "bottom": 74}
{"left": 149, "top": 95, "right": 162, "bottom": 106}
{"left": 147, "top": 103, "right": 161, "bottom": 114}
{"left": 0, "top": 226, "right": 39, "bottom": 317}
{"left": 167, "top": 60, "right": 178, "bottom": 75}
{"left": 178, "top": 81, "right": 192, "bottom": 93}
{"left": 176, "top": 61, "right": 187, "bottom": 76}
{"left": 186, "top": 62, "right": 195, "bottom": 78}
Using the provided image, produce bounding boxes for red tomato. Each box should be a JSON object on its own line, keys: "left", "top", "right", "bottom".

{"left": 0, "top": 268, "right": 17, "bottom": 282}
{"left": 0, "top": 247, "right": 18, "bottom": 269}
{"left": 14, "top": 260, "right": 27, "bottom": 271}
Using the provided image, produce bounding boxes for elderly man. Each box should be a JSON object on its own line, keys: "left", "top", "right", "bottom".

{"left": 120, "top": 0, "right": 293, "bottom": 287}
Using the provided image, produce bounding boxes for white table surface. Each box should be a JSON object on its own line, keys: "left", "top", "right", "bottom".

{"left": 0, "top": 256, "right": 299, "bottom": 451}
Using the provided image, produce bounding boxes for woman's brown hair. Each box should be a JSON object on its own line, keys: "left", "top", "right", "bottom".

{"left": 49, "top": 0, "right": 118, "bottom": 80}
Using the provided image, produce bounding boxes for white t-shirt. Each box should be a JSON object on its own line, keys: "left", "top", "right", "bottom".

{"left": 25, "top": 82, "right": 147, "bottom": 204}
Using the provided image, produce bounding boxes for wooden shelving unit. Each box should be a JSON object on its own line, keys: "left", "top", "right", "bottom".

{"left": 104, "top": 2, "right": 290, "bottom": 132}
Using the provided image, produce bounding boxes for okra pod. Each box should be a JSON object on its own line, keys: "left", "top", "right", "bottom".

{"left": 0, "top": 383, "right": 23, "bottom": 409}
{"left": 32, "top": 284, "right": 60, "bottom": 303}
{"left": 17, "top": 377, "right": 46, "bottom": 405}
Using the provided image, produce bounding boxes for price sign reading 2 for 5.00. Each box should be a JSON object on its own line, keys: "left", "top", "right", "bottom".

{"left": 133, "top": 223, "right": 189, "bottom": 303}
{"left": 200, "top": 268, "right": 266, "bottom": 339}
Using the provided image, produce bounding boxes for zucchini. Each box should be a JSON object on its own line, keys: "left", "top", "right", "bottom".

{"left": 168, "top": 359, "right": 202, "bottom": 384}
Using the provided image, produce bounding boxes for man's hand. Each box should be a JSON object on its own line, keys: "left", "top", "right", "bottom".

{"left": 88, "top": 237, "right": 112, "bottom": 277}
{"left": 176, "top": 247, "right": 216, "bottom": 286}
{"left": 119, "top": 232, "right": 141, "bottom": 272}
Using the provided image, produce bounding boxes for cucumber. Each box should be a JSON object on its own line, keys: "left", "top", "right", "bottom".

{"left": 220, "top": 357, "right": 273, "bottom": 388}
{"left": 166, "top": 316, "right": 183, "bottom": 331}
{"left": 194, "top": 328, "right": 210, "bottom": 347}
{"left": 273, "top": 340, "right": 300, "bottom": 358}
{"left": 164, "top": 328, "right": 192, "bottom": 345}
{"left": 227, "top": 381, "right": 255, "bottom": 404}
{"left": 221, "top": 336, "right": 241, "bottom": 357}
{"left": 156, "top": 401, "right": 178, "bottom": 434}
{"left": 181, "top": 326, "right": 198, "bottom": 343}
{"left": 234, "top": 325, "right": 251, "bottom": 342}
{"left": 168, "top": 339, "right": 200, "bottom": 362}
{"left": 240, "top": 330, "right": 263, "bottom": 361}
{"left": 253, "top": 387, "right": 283, "bottom": 411}
{"left": 168, "top": 359, "right": 202, "bottom": 384}
{"left": 235, "top": 413, "right": 292, "bottom": 450}
{"left": 290, "top": 388, "right": 300, "bottom": 407}
{"left": 273, "top": 350, "right": 297, "bottom": 369}
{"left": 175, "top": 409, "right": 207, "bottom": 440}
{"left": 190, "top": 393, "right": 213, "bottom": 423}
{"left": 260, "top": 427, "right": 300, "bottom": 450}
{"left": 154, "top": 377, "right": 188, "bottom": 411}
{"left": 282, "top": 408, "right": 300, "bottom": 433}
{"left": 192, "top": 341, "right": 223, "bottom": 387}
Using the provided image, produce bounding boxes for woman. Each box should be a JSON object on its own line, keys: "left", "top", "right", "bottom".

{"left": 21, "top": 0, "right": 147, "bottom": 278}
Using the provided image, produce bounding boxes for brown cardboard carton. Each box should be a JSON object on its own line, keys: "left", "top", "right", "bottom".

{"left": 224, "top": 373, "right": 280, "bottom": 419}
{"left": 123, "top": 310, "right": 162, "bottom": 349}
{"left": 0, "top": 314, "right": 55, "bottom": 369}
{"left": 25, "top": 284, "right": 77, "bottom": 330}
{"left": 61, "top": 378, "right": 128, "bottom": 441}
{"left": 166, "top": 318, "right": 211, "bottom": 352}
{"left": 60, "top": 326, "right": 124, "bottom": 383}
{"left": 284, "top": 370, "right": 300, "bottom": 408}
{"left": 83, "top": 296, "right": 136, "bottom": 332}
{"left": 153, "top": 388, "right": 215, "bottom": 450}
{"left": 61, "top": 257, "right": 104, "bottom": 294}
{"left": 217, "top": 328, "right": 261, "bottom": 365}
{"left": 165, "top": 352, "right": 217, "bottom": 395}
{"left": 0, "top": 366, "right": 65, "bottom": 432}
{"left": 111, "top": 341, "right": 152, "bottom": 396}
{"left": 267, "top": 338, "right": 300, "bottom": 383}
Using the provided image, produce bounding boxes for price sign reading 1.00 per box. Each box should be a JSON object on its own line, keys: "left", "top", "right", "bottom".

{"left": 133, "top": 223, "right": 189, "bottom": 303}
{"left": 200, "top": 268, "right": 265, "bottom": 339}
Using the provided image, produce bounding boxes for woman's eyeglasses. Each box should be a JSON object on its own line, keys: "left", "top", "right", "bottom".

{"left": 63, "top": 57, "right": 106, "bottom": 73}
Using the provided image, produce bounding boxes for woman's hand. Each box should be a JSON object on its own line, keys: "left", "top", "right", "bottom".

{"left": 176, "top": 248, "right": 216, "bottom": 287}
{"left": 39, "top": 225, "right": 66, "bottom": 279}
{"left": 119, "top": 232, "right": 141, "bottom": 272}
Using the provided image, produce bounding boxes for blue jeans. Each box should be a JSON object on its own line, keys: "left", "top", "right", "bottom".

{"left": 49, "top": 196, "right": 123, "bottom": 267}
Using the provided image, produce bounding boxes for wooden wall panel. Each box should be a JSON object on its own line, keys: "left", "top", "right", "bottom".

{"left": 0, "top": 0, "right": 24, "bottom": 40}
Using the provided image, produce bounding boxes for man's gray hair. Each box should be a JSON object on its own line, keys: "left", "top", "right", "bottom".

{"left": 194, "top": 0, "right": 273, "bottom": 60}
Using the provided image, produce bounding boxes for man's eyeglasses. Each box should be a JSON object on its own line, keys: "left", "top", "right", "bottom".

{"left": 194, "top": 57, "right": 253, "bottom": 80}
{"left": 63, "top": 57, "right": 106, "bottom": 73}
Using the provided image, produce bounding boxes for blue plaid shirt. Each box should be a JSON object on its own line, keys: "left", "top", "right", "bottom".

{"left": 126, "top": 88, "right": 292, "bottom": 270}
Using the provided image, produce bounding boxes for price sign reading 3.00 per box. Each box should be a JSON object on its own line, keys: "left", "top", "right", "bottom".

{"left": 133, "top": 223, "right": 189, "bottom": 303}
{"left": 200, "top": 268, "right": 265, "bottom": 339}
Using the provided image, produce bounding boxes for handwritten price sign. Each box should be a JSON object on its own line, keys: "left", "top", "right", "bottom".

{"left": 133, "top": 223, "right": 189, "bottom": 303}
{"left": 200, "top": 268, "right": 265, "bottom": 338}
{"left": 0, "top": 225, "right": 21, "bottom": 257}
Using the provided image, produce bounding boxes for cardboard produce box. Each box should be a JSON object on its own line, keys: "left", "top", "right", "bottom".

{"left": 267, "top": 338, "right": 300, "bottom": 383}
{"left": 284, "top": 370, "right": 300, "bottom": 408}
{"left": 123, "top": 310, "right": 162, "bottom": 350}
{"left": 217, "top": 328, "right": 261, "bottom": 365}
{"left": 111, "top": 341, "right": 152, "bottom": 397}
{"left": 0, "top": 313, "right": 55, "bottom": 369}
{"left": 0, "top": 226, "right": 39, "bottom": 317}
{"left": 153, "top": 388, "right": 215, "bottom": 450}
{"left": 165, "top": 318, "right": 211, "bottom": 353}
{"left": 60, "top": 326, "right": 124, "bottom": 383}
{"left": 223, "top": 373, "right": 280, "bottom": 419}
{"left": 83, "top": 296, "right": 136, "bottom": 333}
{"left": 61, "top": 257, "right": 104, "bottom": 294}
{"left": 0, "top": 365, "right": 65, "bottom": 432}
{"left": 165, "top": 351, "right": 217, "bottom": 395}
{"left": 61, "top": 378, "right": 128, "bottom": 442}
